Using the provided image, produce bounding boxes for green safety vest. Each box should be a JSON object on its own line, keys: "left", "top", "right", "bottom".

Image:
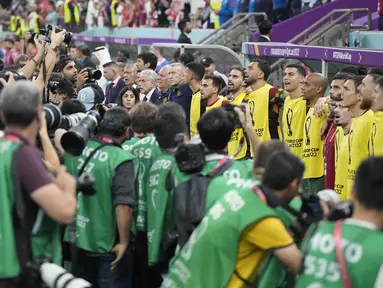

{"left": 296, "top": 220, "right": 383, "bottom": 288}
{"left": 172, "top": 154, "right": 254, "bottom": 188}
{"left": 0, "top": 138, "right": 23, "bottom": 278}
{"left": 146, "top": 152, "right": 179, "bottom": 265}
{"left": 130, "top": 134, "right": 162, "bottom": 232}
{"left": 162, "top": 184, "right": 276, "bottom": 287}
{"left": 64, "top": 140, "right": 135, "bottom": 253}
{"left": 122, "top": 137, "right": 140, "bottom": 152}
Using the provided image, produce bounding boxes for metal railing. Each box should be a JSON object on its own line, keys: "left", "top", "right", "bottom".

{"left": 197, "top": 12, "right": 268, "bottom": 45}
{"left": 289, "top": 8, "right": 371, "bottom": 45}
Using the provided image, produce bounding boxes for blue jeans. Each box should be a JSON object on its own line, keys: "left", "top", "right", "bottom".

{"left": 77, "top": 247, "right": 135, "bottom": 288}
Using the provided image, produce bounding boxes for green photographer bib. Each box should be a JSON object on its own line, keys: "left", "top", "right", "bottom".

{"left": 122, "top": 137, "right": 140, "bottom": 152}
{"left": 162, "top": 185, "right": 275, "bottom": 288}
{"left": 64, "top": 140, "right": 135, "bottom": 253}
{"left": 130, "top": 134, "right": 161, "bottom": 232}
{"left": 0, "top": 138, "right": 22, "bottom": 278}
{"left": 296, "top": 220, "right": 383, "bottom": 288}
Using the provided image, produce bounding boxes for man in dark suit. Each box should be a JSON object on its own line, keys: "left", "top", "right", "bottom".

{"left": 177, "top": 19, "right": 192, "bottom": 44}
{"left": 104, "top": 61, "right": 125, "bottom": 104}
{"left": 258, "top": 20, "right": 273, "bottom": 42}
{"left": 137, "top": 69, "right": 161, "bottom": 105}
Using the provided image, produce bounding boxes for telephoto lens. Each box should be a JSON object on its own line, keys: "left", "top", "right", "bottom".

{"left": 43, "top": 103, "right": 62, "bottom": 130}
{"left": 61, "top": 113, "right": 87, "bottom": 130}
{"left": 61, "top": 110, "right": 101, "bottom": 156}
{"left": 86, "top": 69, "right": 102, "bottom": 81}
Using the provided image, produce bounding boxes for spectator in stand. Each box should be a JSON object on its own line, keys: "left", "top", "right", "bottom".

{"left": 258, "top": 0, "right": 273, "bottom": 21}
{"left": 104, "top": 0, "right": 120, "bottom": 27}
{"left": 213, "top": 0, "right": 239, "bottom": 27}
{"left": 75, "top": 43, "right": 96, "bottom": 69}
{"left": 136, "top": 52, "right": 158, "bottom": 71}
{"left": 273, "top": 0, "right": 289, "bottom": 23}
{"left": 156, "top": 0, "right": 170, "bottom": 27}
{"left": 177, "top": 19, "right": 192, "bottom": 44}
{"left": 45, "top": 1, "right": 58, "bottom": 26}
{"left": 201, "top": 57, "right": 228, "bottom": 85}
{"left": 154, "top": 47, "right": 169, "bottom": 73}
{"left": 63, "top": 0, "right": 80, "bottom": 30}
{"left": 201, "top": 0, "right": 214, "bottom": 28}
{"left": 124, "top": 63, "right": 138, "bottom": 88}
{"left": 258, "top": 20, "right": 272, "bottom": 42}
{"left": 104, "top": 61, "right": 125, "bottom": 104}
{"left": 379, "top": 0, "right": 383, "bottom": 31}
{"left": 121, "top": 0, "right": 135, "bottom": 27}
{"left": 3, "top": 37, "right": 20, "bottom": 66}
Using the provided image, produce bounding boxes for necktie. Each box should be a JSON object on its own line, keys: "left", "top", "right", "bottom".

{"left": 143, "top": 96, "right": 148, "bottom": 102}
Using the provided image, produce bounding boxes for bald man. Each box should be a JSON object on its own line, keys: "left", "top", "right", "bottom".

{"left": 301, "top": 73, "right": 329, "bottom": 195}
{"left": 157, "top": 66, "right": 171, "bottom": 103}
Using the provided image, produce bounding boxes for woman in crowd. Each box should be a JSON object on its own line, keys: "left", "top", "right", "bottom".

{"left": 116, "top": 85, "right": 140, "bottom": 111}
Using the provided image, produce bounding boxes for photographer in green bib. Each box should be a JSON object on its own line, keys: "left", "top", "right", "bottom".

{"left": 0, "top": 81, "right": 77, "bottom": 288}
{"left": 62, "top": 107, "right": 136, "bottom": 287}
{"left": 162, "top": 150, "right": 304, "bottom": 288}
{"left": 146, "top": 108, "right": 189, "bottom": 282}
{"left": 296, "top": 156, "right": 383, "bottom": 288}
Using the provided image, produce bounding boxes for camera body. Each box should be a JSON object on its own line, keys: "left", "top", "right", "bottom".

{"left": 85, "top": 68, "right": 102, "bottom": 83}
{"left": 174, "top": 134, "right": 206, "bottom": 174}
{"left": 222, "top": 103, "right": 245, "bottom": 129}
{"left": 35, "top": 25, "right": 72, "bottom": 44}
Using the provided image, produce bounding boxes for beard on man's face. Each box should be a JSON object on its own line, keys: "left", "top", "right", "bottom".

{"left": 360, "top": 97, "right": 373, "bottom": 110}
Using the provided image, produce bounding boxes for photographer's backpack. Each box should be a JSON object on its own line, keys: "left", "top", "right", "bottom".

{"left": 173, "top": 156, "right": 234, "bottom": 248}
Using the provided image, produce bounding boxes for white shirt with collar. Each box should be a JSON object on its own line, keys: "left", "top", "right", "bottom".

{"left": 260, "top": 35, "right": 271, "bottom": 41}
{"left": 144, "top": 87, "right": 156, "bottom": 102}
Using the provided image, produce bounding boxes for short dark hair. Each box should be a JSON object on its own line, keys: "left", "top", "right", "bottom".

{"left": 197, "top": 107, "right": 235, "bottom": 150}
{"left": 230, "top": 66, "right": 245, "bottom": 79}
{"left": 157, "top": 102, "right": 186, "bottom": 119}
{"left": 154, "top": 112, "right": 188, "bottom": 149}
{"left": 137, "top": 52, "right": 158, "bottom": 70}
{"left": 102, "top": 61, "right": 117, "bottom": 68}
{"left": 116, "top": 86, "right": 140, "bottom": 108}
{"left": 179, "top": 53, "right": 195, "bottom": 66}
{"left": 258, "top": 20, "right": 273, "bottom": 35}
{"left": 186, "top": 62, "right": 205, "bottom": 81}
{"left": 98, "top": 107, "right": 131, "bottom": 138}
{"left": 76, "top": 43, "right": 91, "bottom": 57}
{"left": 60, "top": 99, "right": 86, "bottom": 115}
{"left": 262, "top": 150, "right": 305, "bottom": 190}
{"left": 0, "top": 81, "right": 41, "bottom": 127}
{"left": 203, "top": 75, "right": 225, "bottom": 94}
{"left": 285, "top": 64, "right": 307, "bottom": 77}
{"left": 377, "top": 76, "right": 383, "bottom": 88}
{"left": 129, "top": 102, "right": 158, "bottom": 134}
{"left": 253, "top": 59, "right": 271, "bottom": 80}
{"left": 346, "top": 75, "right": 365, "bottom": 91}
{"left": 368, "top": 68, "right": 383, "bottom": 84}
{"left": 254, "top": 140, "right": 288, "bottom": 169}
{"left": 340, "top": 66, "right": 367, "bottom": 76}
{"left": 178, "top": 19, "right": 188, "bottom": 32}
{"left": 354, "top": 157, "right": 383, "bottom": 210}
{"left": 332, "top": 72, "right": 351, "bottom": 81}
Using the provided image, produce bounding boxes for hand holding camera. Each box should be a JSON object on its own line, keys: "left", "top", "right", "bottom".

{"left": 0, "top": 71, "right": 15, "bottom": 88}
{"left": 234, "top": 104, "right": 252, "bottom": 128}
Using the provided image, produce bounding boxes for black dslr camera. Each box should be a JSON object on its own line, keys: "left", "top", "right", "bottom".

{"left": 222, "top": 103, "right": 246, "bottom": 129}
{"left": 86, "top": 68, "right": 102, "bottom": 83}
{"left": 174, "top": 134, "right": 206, "bottom": 174}
{"left": 34, "top": 25, "right": 72, "bottom": 44}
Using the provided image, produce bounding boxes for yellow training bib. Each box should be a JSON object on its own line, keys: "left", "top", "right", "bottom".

{"left": 334, "top": 126, "right": 344, "bottom": 167}
{"left": 206, "top": 97, "right": 226, "bottom": 111}
{"left": 302, "top": 105, "right": 328, "bottom": 179}
{"left": 245, "top": 84, "right": 273, "bottom": 143}
{"left": 370, "top": 111, "right": 383, "bottom": 156}
{"left": 347, "top": 110, "right": 374, "bottom": 197}
{"left": 282, "top": 96, "right": 307, "bottom": 158}
{"left": 190, "top": 91, "right": 202, "bottom": 138}
{"left": 334, "top": 132, "right": 349, "bottom": 200}
{"left": 228, "top": 91, "right": 248, "bottom": 159}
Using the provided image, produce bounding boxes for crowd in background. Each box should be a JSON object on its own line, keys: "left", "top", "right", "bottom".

{"left": 0, "top": 0, "right": 334, "bottom": 34}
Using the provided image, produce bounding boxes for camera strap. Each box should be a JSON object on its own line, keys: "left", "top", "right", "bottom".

{"left": 334, "top": 220, "right": 352, "bottom": 288}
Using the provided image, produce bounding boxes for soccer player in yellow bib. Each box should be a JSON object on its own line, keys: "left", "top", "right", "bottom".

{"left": 343, "top": 75, "right": 374, "bottom": 200}
{"left": 371, "top": 76, "right": 383, "bottom": 156}
{"left": 200, "top": 75, "right": 227, "bottom": 110}
{"left": 282, "top": 64, "right": 307, "bottom": 158}
{"left": 185, "top": 62, "right": 206, "bottom": 137}
{"left": 227, "top": 67, "right": 249, "bottom": 159}
{"left": 333, "top": 101, "right": 352, "bottom": 200}
{"left": 301, "top": 73, "right": 329, "bottom": 195}
{"left": 244, "top": 60, "right": 289, "bottom": 144}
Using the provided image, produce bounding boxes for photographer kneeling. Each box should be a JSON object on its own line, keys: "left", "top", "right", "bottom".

{"left": 59, "top": 107, "right": 136, "bottom": 287}
{"left": 0, "top": 81, "right": 77, "bottom": 287}
{"left": 162, "top": 150, "right": 303, "bottom": 287}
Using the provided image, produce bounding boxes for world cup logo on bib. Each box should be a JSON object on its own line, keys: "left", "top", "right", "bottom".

{"left": 304, "top": 116, "right": 311, "bottom": 146}
{"left": 286, "top": 108, "right": 294, "bottom": 137}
